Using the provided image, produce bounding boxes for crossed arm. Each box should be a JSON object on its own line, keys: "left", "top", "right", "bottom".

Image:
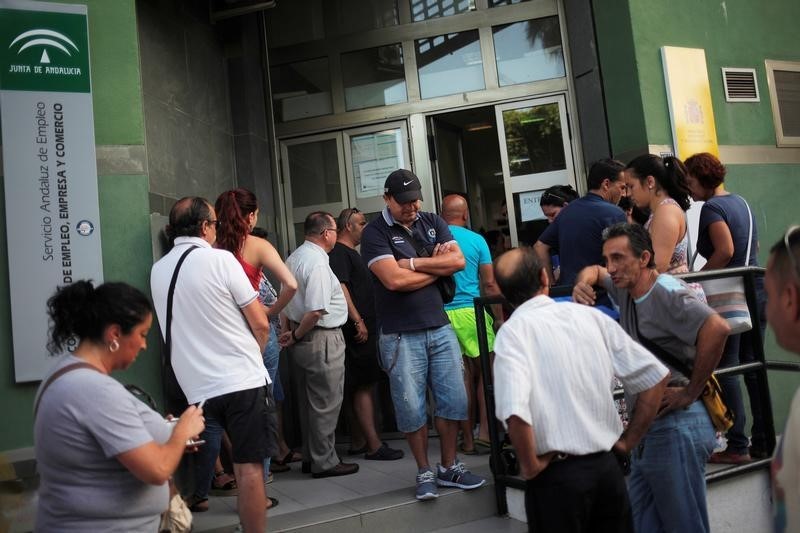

{"left": 370, "top": 241, "right": 465, "bottom": 292}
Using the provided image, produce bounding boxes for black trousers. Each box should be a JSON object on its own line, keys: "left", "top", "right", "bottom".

{"left": 525, "top": 451, "right": 632, "bottom": 533}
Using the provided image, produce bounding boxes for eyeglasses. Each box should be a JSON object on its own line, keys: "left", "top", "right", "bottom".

{"left": 540, "top": 191, "right": 566, "bottom": 207}
{"left": 320, "top": 226, "right": 337, "bottom": 236}
{"left": 784, "top": 225, "right": 800, "bottom": 281}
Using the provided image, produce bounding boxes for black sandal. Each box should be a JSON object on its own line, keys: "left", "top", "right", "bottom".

{"left": 185, "top": 495, "right": 209, "bottom": 513}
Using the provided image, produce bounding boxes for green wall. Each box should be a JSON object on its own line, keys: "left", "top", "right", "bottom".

{"left": 626, "top": 0, "right": 800, "bottom": 146}
{"left": 596, "top": 0, "right": 800, "bottom": 151}
{"left": 592, "top": 0, "right": 648, "bottom": 155}
{"left": 0, "top": 0, "right": 157, "bottom": 452}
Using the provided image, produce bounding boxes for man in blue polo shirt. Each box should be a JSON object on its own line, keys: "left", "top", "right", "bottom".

{"left": 534, "top": 159, "right": 627, "bottom": 287}
{"left": 361, "top": 169, "right": 486, "bottom": 501}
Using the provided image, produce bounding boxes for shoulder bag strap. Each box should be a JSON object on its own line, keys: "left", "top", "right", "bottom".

{"left": 34, "top": 362, "right": 99, "bottom": 418}
{"left": 633, "top": 303, "right": 694, "bottom": 378}
{"left": 741, "top": 197, "right": 753, "bottom": 267}
{"left": 389, "top": 224, "right": 429, "bottom": 258}
{"left": 164, "top": 246, "right": 199, "bottom": 366}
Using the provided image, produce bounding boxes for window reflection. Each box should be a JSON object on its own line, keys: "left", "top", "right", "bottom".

{"left": 502, "top": 103, "right": 566, "bottom": 176}
{"left": 270, "top": 58, "right": 333, "bottom": 122}
{"left": 287, "top": 140, "right": 342, "bottom": 206}
{"left": 493, "top": 17, "right": 565, "bottom": 87}
{"left": 416, "top": 30, "right": 484, "bottom": 99}
{"left": 342, "top": 44, "right": 407, "bottom": 111}
{"left": 334, "top": 0, "right": 399, "bottom": 35}
{"left": 410, "top": 0, "right": 473, "bottom": 22}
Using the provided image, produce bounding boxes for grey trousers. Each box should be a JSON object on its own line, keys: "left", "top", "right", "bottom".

{"left": 289, "top": 327, "right": 346, "bottom": 472}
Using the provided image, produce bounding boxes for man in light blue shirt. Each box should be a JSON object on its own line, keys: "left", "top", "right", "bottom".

{"left": 441, "top": 194, "right": 504, "bottom": 455}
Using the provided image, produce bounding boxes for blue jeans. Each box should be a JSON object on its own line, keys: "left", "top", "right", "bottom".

{"left": 193, "top": 414, "right": 224, "bottom": 500}
{"left": 718, "top": 333, "right": 749, "bottom": 454}
{"left": 378, "top": 324, "right": 467, "bottom": 433}
{"left": 263, "top": 322, "right": 283, "bottom": 402}
{"left": 628, "top": 401, "right": 716, "bottom": 533}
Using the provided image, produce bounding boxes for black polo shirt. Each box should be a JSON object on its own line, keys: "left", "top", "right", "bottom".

{"left": 360, "top": 207, "right": 454, "bottom": 334}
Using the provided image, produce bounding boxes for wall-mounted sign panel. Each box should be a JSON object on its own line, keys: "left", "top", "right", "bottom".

{"left": 661, "top": 46, "right": 720, "bottom": 159}
{"left": 0, "top": 0, "right": 103, "bottom": 382}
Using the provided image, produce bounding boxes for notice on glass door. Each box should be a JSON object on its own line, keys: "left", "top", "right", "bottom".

{"left": 351, "top": 129, "right": 405, "bottom": 198}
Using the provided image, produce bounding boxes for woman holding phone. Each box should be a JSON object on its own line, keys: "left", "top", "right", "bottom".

{"left": 34, "top": 281, "right": 205, "bottom": 532}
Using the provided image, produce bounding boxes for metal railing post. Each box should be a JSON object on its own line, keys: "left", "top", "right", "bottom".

{"left": 474, "top": 296, "right": 508, "bottom": 515}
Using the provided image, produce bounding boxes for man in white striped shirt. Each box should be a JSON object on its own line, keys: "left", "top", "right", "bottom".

{"left": 493, "top": 247, "right": 669, "bottom": 533}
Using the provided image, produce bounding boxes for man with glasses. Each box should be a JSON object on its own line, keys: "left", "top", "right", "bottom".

{"left": 361, "top": 170, "right": 486, "bottom": 501}
{"left": 279, "top": 211, "right": 358, "bottom": 478}
{"left": 534, "top": 159, "right": 627, "bottom": 288}
{"left": 151, "top": 197, "right": 273, "bottom": 532}
{"left": 767, "top": 225, "right": 800, "bottom": 532}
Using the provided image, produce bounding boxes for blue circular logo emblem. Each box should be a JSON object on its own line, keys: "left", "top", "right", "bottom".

{"left": 76, "top": 220, "right": 94, "bottom": 236}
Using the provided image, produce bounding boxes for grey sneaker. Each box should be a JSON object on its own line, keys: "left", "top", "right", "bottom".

{"left": 416, "top": 467, "right": 439, "bottom": 501}
{"left": 436, "top": 459, "right": 486, "bottom": 490}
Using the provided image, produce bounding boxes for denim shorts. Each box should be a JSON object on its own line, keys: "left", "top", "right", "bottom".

{"left": 378, "top": 324, "right": 467, "bottom": 433}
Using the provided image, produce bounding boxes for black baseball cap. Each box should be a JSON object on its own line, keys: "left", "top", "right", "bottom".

{"left": 384, "top": 169, "right": 423, "bottom": 203}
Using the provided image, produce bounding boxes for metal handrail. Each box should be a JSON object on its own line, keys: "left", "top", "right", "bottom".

{"left": 474, "top": 266, "right": 779, "bottom": 514}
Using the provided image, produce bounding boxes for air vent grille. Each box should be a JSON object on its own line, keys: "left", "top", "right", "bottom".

{"left": 722, "top": 68, "right": 759, "bottom": 102}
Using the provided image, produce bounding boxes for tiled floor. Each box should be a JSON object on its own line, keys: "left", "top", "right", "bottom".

{"left": 194, "top": 436, "right": 498, "bottom": 531}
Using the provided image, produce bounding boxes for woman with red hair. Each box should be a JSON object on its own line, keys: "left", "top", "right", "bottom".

{"left": 685, "top": 152, "right": 767, "bottom": 464}
{"left": 214, "top": 188, "right": 298, "bottom": 507}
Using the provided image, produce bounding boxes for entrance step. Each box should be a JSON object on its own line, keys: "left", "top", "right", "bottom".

{"left": 200, "top": 463, "right": 495, "bottom": 533}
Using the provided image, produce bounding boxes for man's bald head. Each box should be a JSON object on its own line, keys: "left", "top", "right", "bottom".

{"left": 494, "top": 247, "right": 548, "bottom": 308}
{"left": 441, "top": 194, "right": 469, "bottom": 226}
{"left": 166, "top": 196, "right": 214, "bottom": 243}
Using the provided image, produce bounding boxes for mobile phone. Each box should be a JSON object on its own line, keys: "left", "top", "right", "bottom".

{"left": 186, "top": 439, "right": 206, "bottom": 446}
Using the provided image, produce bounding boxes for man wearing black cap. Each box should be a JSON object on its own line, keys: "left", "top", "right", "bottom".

{"left": 361, "top": 169, "right": 486, "bottom": 501}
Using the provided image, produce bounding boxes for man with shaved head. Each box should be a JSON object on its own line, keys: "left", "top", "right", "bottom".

{"left": 767, "top": 226, "right": 800, "bottom": 532}
{"left": 492, "top": 247, "right": 668, "bottom": 533}
{"left": 440, "top": 194, "right": 503, "bottom": 454}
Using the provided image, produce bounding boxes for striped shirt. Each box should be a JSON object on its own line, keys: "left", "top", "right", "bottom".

{"left": 494, "top": 295, "right": 668, "bottom": 456}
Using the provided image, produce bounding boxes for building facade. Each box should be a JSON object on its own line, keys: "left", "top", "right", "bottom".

{"left": 0, "top": 0, "right": 797, "bottom": 454}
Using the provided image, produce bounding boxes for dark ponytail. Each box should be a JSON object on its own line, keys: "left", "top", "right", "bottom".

{"left": 215, "top": 188, "right": 258, "bottom": 254}
{"left": 626, "top": 154, "right": 691, "bottom": 211}
{"left": 46, "top": 281, "right": 152, "bottom": 354}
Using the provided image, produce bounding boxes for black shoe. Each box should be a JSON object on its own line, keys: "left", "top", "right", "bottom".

{"left": 364, "top": 442, "right": 404, "bottom": 461}
{"left": 301, "top": 461, "right": 311, "bottom": 474}
{"left": 311, "top": 462, "right": 359, "bottom": 478}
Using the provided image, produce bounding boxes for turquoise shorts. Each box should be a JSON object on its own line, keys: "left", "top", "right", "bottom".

{"left": 445, "top": 307, "right": 495, "bottom": 358}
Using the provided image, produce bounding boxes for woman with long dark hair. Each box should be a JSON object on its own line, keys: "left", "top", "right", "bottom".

{"left": 625, "top": 154, "right": 697, "bottom": 277}
{"left": 35, "top": 281, "right": 204, "bottom": 532}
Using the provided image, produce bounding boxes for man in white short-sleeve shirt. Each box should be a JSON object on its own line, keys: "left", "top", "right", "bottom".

{"left": 493, "top": 247, "right": 668, "bottom": 533}
{"left": 279, "top": 211, "right": 357, "bottom": 478}
{"left": 151, "top": 197, "right": 272, "bottom": 533}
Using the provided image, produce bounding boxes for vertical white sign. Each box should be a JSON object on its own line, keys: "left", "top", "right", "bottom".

{"left": 1, "top": 0, "right": 103, "bottom": 381}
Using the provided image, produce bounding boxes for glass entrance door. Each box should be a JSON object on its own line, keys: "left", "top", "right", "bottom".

{"left": 280, "top": 132, "right": 348, "bottom": 250}
{"left": 495, "top": 95, "right": 576, "bottom": 247}
{"left": 280, "top": 121, "right": 411, "bottom": 250}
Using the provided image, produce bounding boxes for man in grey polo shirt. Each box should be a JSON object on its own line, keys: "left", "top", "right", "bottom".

{"left": 279, "top": 211, "right": 358, "bottom": 478}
